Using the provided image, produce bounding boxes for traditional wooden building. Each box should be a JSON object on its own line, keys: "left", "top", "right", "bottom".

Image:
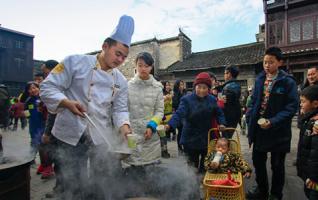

{"left": 0, "top": 26, "right": 34, "bottom": 96}
{"left": 161, "top": 42, "right": 265, "bottom": 90}
{"left": 264, "top": 0, "right": 318, "bottom": 84}
{"left": 89, "top": 29, "right": 191, "bottom": 81}
{"left": 88, "top": 30, "right": 265, "bottom": 91}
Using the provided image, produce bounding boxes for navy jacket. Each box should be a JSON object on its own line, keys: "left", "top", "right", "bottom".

{"left": 168, "top": 93, "right": 226, "bottom": 150}
{"left": 296, "top": 109, "right": 318, "bottom": 183}
{"left": 222, "top": 79, "right": 241, "bottom": 127}
{"left": 246, "top": 70, "right": 299, "bottom": 152}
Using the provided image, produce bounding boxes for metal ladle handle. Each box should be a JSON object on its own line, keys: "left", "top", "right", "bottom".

{"left": 83, "top": 112, "right": 113, "bottom": 150}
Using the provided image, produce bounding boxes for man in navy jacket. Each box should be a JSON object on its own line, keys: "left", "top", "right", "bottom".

{"left": 246, "top": 47, "right": 299, "bottom": 200}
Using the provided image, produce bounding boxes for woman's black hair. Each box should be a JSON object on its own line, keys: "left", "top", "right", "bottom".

{"left": 173, "top": 80, "right": 185, "bottom": 94}
{"left": 19, "top": 81, "right": 39, "bottom": 103}
{"left": 135, "top": 52, "right": 154, "bottom": 66}
{"left": 162, "top": 81, "right": 171, "bottom": 95}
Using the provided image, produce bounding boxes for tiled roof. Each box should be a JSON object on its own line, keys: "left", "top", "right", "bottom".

{"left": 167, "top": 42, "right": 265, "bottom": 72}
{"left": 0, "top": 26, "right": 34, "bottom": 38}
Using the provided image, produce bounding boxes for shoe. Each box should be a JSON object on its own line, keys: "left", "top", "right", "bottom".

{"left": 36, "top": 164, "right": 44, "bottom": 174}
{"left": 161, "top": 151, "right": 171, "bottom": 158}
{"left": 41, "top": 165, "right": 55, "bottom": 179}
{"left": 246, "top": 186, "right": 268, "bottom": 200}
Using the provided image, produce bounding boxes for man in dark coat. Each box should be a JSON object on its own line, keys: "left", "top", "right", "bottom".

{"left": 246, "top": 47, "right": 299, "bottom": 200}
{"left": 221, "top": 66, "right": 241, "bottom": 138}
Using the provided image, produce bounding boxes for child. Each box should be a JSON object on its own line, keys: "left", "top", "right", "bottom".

{"left": 23, "top": 81, "right": 49, "bottom": 176}
{"left": 160, "top": 81, "right": 173, "bottom": 158}
{"left": 246, "top": 47, "right": 298, "bottom": 200}
{"left": 10, "top": 97, "right": 26, "bottom": 131}
{"left": 297, "top": 84, "right": 318, "bottom": 200}
{"left": 204, "top": 138, "right": 252, "bottom": 178}
{"left": 167, "top": 72, "right": 226, "bottom": 173}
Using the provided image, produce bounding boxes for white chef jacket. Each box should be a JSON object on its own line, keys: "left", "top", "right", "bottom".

{"left": 40, "top": 54, "right": 130, "bottom": 146}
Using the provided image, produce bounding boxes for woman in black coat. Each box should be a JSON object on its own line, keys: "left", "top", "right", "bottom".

{"left": 172, "top": 80, "right": 186, "bottom": 152}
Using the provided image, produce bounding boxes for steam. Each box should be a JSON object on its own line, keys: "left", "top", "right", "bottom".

{"left": 33, "top": 113, "right": 201, "bottom": 199}
{"left": 0, "top": 131, "right": 33, "bottom": 165}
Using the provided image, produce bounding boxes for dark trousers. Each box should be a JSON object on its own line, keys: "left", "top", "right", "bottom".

{"left": 166, "top": 127, "right": 176, "bottom": 139}
{"left": 13, "top": 117, "right": 26, "bottom": 130}
{"left": 160, "top": 136, "right": 168, "bottom": 152}
{"left": 222, "top": 129, "right": 235, "bottom": 139}
{"left": 252, "top": 148, "right": 286, "bottom": 199}
{"left": 305, "top": 185, "right": 318, "bottom": 200}
{"left": 56, "top": 138, "right": 89, "bottom": 200}
{"left": 56, "top": 135, "right": 124, "bottom": 200}
{"left": 222, "top": 121, "right": 239, "bottom": 139}
{"left": 177, "top": 125, "right": 183, "bottom": 151}
{"left": 184, "top": 146, "right": 207, "bottom": 173}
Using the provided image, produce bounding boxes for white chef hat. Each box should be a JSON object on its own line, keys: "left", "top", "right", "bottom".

{"left": 109, "top": 15, "right": 135, "bottom": 47}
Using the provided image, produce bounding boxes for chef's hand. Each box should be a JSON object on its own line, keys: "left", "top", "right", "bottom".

{"left": 119, "top": 124, "right": 131, "bottom": 140}
{"left": 144, "top": 128, "right": 153, "bottom": 140}
{"left": 59, "top": 99, "right": 86, "bottom": 117}
{"left": 41, "top": 134, "right": 50, "bottom": 144}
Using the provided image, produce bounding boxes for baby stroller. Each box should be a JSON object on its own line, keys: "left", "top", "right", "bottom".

{"left": 203, "top": 128, "right": 245, "bottom": 200}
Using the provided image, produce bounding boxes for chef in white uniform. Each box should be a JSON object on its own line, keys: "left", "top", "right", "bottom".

{"left": 40, "top": 15, "right": 134, "bottom": 200}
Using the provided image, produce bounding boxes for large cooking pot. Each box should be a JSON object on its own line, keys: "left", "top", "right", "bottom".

{"left": 0, "top": 132, "right": 33, "bottom": 200}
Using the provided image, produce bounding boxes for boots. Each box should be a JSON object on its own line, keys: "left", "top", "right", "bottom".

{"left": 36, "top": 164, "right": 44, "bottom": 174}
{"left": 161, "top": 150, "right": 171, "bottom": 158}
{"left": 41, "top": 165, "right": 55, "bottom": 179}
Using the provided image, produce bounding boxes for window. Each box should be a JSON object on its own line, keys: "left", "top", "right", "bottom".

{"left": 14, "top": 58, "right": 24, "bottom": 71}
{"left": 303, "top": 18, "right": 314, "bottom": 40}
{"left": 269, "top": 24, "right": 276, "bottom": 45}
{"left": 15, "top": 40, "right": 24, "bottom": 49}
{"left": 269, "top": 22, "right": 284, "bottom": 45}
{"left": 186, "top": 82, "right": 193, "bottom": 90}
{"left": 289, "top": 16, "right": 317, "bottom": 43}
{"left": 0, "top": 37, "right": 7, "bottom": 48}
{"left": 290, "top": 20, "right": 301, "bottom": 42}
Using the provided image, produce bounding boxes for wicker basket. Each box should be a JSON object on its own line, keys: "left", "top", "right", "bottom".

{"left": 204, "top": 128, "right": 245, "bottom": 200}
{"left": 203, "top": 172, "right": 245, "bottom": 200}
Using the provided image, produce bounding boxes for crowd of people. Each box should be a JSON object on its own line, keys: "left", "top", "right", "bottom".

{"left": 0, "top": 14, "right": 318, "bottom": 200}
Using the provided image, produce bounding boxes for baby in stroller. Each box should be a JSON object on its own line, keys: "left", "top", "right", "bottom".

{"left": 204, "top": 138, "right": 252, "bottom": 178}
